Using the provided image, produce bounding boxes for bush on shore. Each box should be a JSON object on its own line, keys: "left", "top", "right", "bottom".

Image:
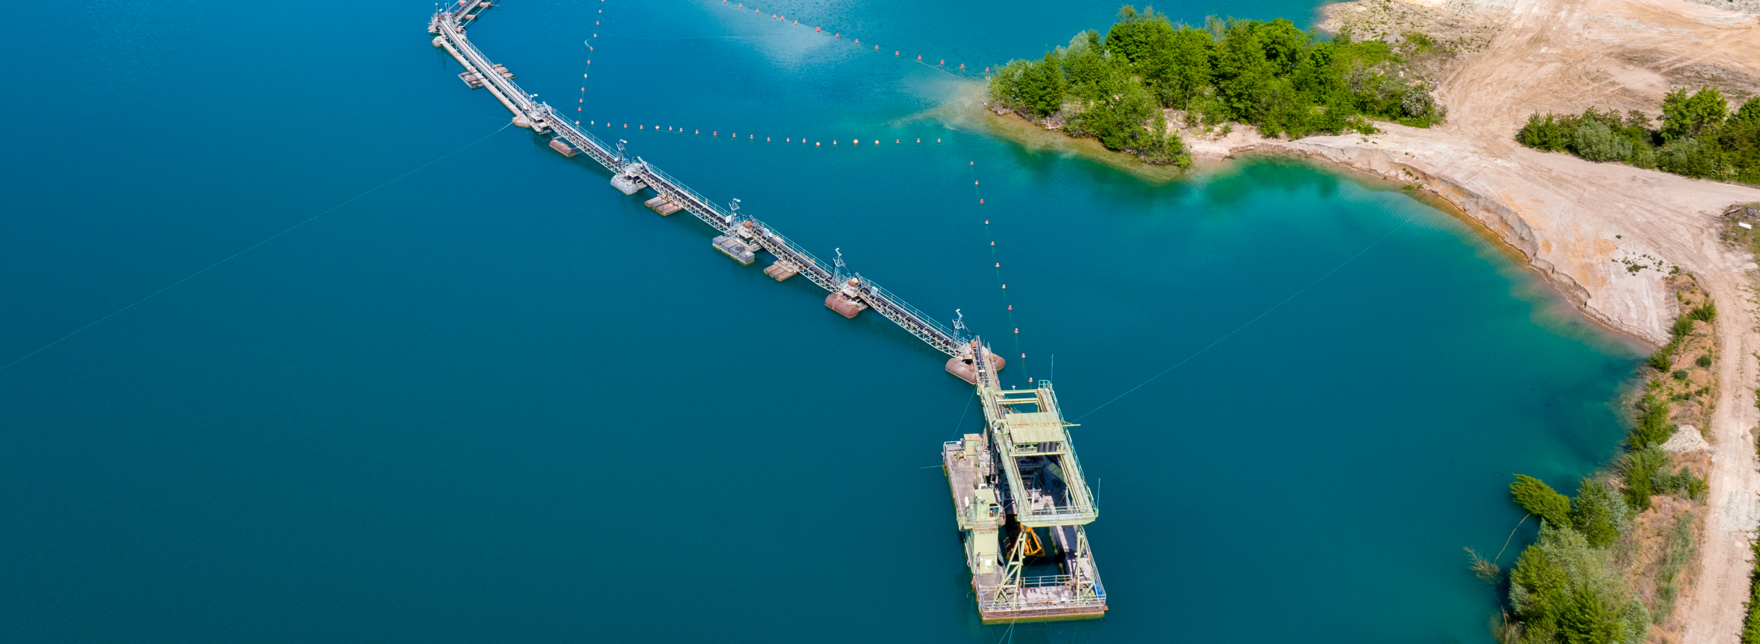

{"left": 987, "top": 6, "right": 1448, "bottom": 165}
{"left": 1499, "top": 291, "right": 1715, "bottom": 643}
{"left": 1515, "top": 87, "right": 1760, "bottom": 185}
{"left": 1507, "top": 521, "right": 1649, "bottom": 644}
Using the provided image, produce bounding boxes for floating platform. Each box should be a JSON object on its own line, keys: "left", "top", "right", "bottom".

{"left": 825, "top": 291, "right": 867, "bottom": 318}
{"left": 712, "top": 235, "right": 756, "bottom": 265}
{"left": 945, "top": 351, "right": 1006, "bottom": 385}
{"left": 945, "top": 353, "right": 1106, "bottom": 623}
{"left": 644, "top": 196, "right": 682, "bottom": 216}
{"left": 549, "top": 139, "right": 577, "bottom": 157}
{"left": 764, "top": 260, "right": 799, "bottom": 281}
{"left": 610, "top": 172, "right": 646, "bottom": 195}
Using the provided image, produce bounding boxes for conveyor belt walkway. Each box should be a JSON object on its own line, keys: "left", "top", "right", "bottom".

{"left": 429, "top": 3, "right": 976, "bottom": 366}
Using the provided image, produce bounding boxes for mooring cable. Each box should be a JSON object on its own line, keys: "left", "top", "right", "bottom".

{"left": 952, "top": 390, "right": 975, "bottom": 435}
{"left": 1072, "top": 206, "right": 1426, "bottom": 421}
{"left": 1, "top": 121, "right": 515, "bottom": 373}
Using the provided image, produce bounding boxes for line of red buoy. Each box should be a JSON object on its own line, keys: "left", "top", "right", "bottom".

{"left": 574, "top": 0, "right": 609, "bottom": 126}
{"left": 971, "top": 160, "right": 1029, "bottom": 382}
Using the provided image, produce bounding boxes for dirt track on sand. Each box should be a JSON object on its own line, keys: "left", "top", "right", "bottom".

{"left": 1180, "top": 0, "right": 1760, "bottom": 639}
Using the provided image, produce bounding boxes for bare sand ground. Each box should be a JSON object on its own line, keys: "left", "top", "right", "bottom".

{"left": 1174, "top": 0, "right": 1760, "bottom": 639}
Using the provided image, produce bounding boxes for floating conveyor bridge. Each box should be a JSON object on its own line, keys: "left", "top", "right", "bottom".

{"left": 428, "top": 1, "right": 1105, "bottom": 622}
{"left": 430, "top": 3, "right": 977, "bottom": 367}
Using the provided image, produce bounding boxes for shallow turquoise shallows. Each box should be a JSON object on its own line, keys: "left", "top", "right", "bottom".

{"left": 0, "top": 1, "right": 1641, "bottom": 642}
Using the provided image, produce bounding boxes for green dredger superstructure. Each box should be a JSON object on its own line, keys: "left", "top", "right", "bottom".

{"left": 943, "top": 342, "right": 1106, "bottom": 623}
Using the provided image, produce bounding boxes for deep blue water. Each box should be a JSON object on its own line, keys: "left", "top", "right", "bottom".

{"left": 1, "top": 1, "right": 1641, "bottom": 642}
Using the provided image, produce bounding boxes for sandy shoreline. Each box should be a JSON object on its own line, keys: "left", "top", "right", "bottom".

{"left": 979, "top": 0, "right": 1760, "bottom": 638}
{"left": 1234, "top": 1, "right": 1760, "bottom": 639}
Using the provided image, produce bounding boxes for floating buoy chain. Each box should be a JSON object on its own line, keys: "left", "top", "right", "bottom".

{"left": 576, "top": 120, "right": 946, "bottom": 153}
{"left": 576, "top": 0, "right": 610, "bottom": 124}
{"left": 971, "top": 159, "right": 1027, "bottom": 383}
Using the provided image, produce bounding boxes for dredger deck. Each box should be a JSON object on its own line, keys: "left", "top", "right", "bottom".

{"left": 943, "top": 345, "right": 1106, "bottom": 623}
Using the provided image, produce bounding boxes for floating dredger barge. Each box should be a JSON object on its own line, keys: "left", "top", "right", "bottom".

{"left": 943, "top": 345, "right": 1106, "bottom": 623}
{"left": 426, "top": 0, "right": 1106, "bottom": 624}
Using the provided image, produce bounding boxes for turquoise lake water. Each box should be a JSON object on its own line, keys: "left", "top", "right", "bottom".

{"left": 0, "top": 1, "right": 1644, "bottom": 642}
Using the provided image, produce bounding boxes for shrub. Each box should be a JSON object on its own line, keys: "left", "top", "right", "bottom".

{"left": 1514, "top": 87, "right": 1758, "bottom": 185}
{"left": 1687, "top": 301, "right": 1717, "bottom": 322}
{"left": 1648, "top": 348, "right": 1673, "bottom": 372}
{"left": 1621, "top": 448, "right": 1671, "bottom": 511}
{"left": 1662, "top": 86, "right": 1728, "bottom": 141}
{"left": 1511, "top": 474, "right": 1573, "bottom": 526}
{"left": 1508, "top": 524, "right": 1650, "bottom": 644}
{"left": 1652, "top": 513, "right": 1696, "bottom": 622}
{"left": 1654, "top": 465, "right": 1708, "bottom": 500}
{"left": 1575, "top": 119, "right": 1633, "bottom": 162}
{"left": 1629, "top": 143, "right": 1658, "bottom": 169}
{"left": 1674, "top": 369, "right": 1690, "bottom": 381}
{"left": 1572, "top": 478, "right": 1629, "bottom": 548}
{"left": 1657, "top": 137, "right": 1727, "bottom": 180}
{"left": 1631, "top": 394, "right": 1672, "bottom": 450}
{"left": 1698, "top": 354, "right": 1713, "bottom": 368}
{"left": 1672, "top": 317, "right": 1696, "bottom": 341}
{"left": 1742, "top": 538, "right": 1760, "bottom": 644}
{"left": 1519, "top": 113, "right": 1572, "bottom": 151}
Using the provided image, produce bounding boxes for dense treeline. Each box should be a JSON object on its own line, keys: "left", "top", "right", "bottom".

{"left": 986, "top": 6, "right": 1446, "bottom": 166}
{"left": 1516, "top": 86, "right": 1760, "bottom": 184}
{"left": 1498, "top": 292, "right": 1715, "bottom": 644}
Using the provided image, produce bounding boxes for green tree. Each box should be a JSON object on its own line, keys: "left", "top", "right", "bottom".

{"left": 1630, "top": 394, "right": 1672, "bottom": 450}
{"left": 1620, "top": 448, "right": 1670, "bottom": 512}
{"left": 1656, "top": 136, "right": 1727, "bottom": 179}
{"left": 1511, "top": 474, "right": 1573, "bottom": 527}
{"left": 1213, "top": 20, "right": 1275, "bottom": 122}
{"left": 1734, "top": 96, "right": 1760, "bottom": 127}
{"left": 1559, "top": 587, "right": 1625, "bottom": 644}
{"left": 1574, "top": 119, "right": 1633, "bottom": 162}
{"left": 1142, "top": 26, "right": 1214, "bottom": 108}
{"left": 1571, "top": 478, "right": 1625, "bottom": 548}
{"left": 1662, "top": 86, "right": 1729, "bottom": 141}
{"left": 1017, "top": 54, "right": 1069, "bottom": 117}
{"left": 1511, "top": 544, "right": 1571, "bottom": 619}
{"left": 1103, "top": 5, "right": 1175, "bottom": 65}
{"left": 1519, "top": 113, "right": 1571, "bottom": 151}
{"left": 1255, "top": 18, "right": 1312, "bottom": 75}
{"left": 1062, "top": 31, "right": 1114, "bottom": 103}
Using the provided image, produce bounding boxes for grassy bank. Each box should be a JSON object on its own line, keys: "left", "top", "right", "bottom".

{"left": 984, "top": 5, "right": 1446, "bottom": 166}
{"left": 1493, "top": 276, "right": 1716, "bottom": 644}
